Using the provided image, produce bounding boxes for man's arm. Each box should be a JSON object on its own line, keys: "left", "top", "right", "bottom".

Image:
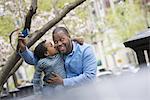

{"left": 48, "top": 46, "right": 97, "bottom": 87}
{"left": 63, "top": 46, "right": 97, "bottom": 87}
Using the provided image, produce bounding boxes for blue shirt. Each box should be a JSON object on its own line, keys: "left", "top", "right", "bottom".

{"left": 63, "top": 42, "right": 97, "bottom": 87}
{"left": 19, "top": 42, "right": 97, "bottom": 87}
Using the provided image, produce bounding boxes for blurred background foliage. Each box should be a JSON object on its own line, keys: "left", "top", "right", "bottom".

{"left": 106, "top": 0, "right": 146, "bottom": 41}
{"left": 0, "top": 16, "right": 14, "bottom": 40}
{"left": 0, "top": 0, "right": 148, "bottom": 43}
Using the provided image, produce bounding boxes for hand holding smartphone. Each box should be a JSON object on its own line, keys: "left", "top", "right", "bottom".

{"left": 21, "top": 28, "right": 29, "bottom": 38}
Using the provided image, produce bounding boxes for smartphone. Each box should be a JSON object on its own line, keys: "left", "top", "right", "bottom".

{"left": 21, "top": 28, "right": 29, "bottom": 38}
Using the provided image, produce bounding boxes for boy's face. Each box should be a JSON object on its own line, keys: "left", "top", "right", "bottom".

{"left": 44, "top": 41, "right": 58, "bottom": 56}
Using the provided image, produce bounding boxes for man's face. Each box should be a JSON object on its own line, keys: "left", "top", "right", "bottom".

{"left": 53, "top": 30, "right": 72, "bottom": 54}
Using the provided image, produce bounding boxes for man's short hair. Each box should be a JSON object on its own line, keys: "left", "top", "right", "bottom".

{"left": 52, "top": 27, "right": 70, "bottom": 37}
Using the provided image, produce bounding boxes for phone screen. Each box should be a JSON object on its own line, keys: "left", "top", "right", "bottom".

{"left": 22, "top": 28, "right": 29, "bottom": 38}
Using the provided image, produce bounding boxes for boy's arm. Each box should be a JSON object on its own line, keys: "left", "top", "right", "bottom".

{"left": 18, "top": 37, "right": 37, "bottom": 65}
{"left": 19, "top": 47, "right": 37, "bottom": 65}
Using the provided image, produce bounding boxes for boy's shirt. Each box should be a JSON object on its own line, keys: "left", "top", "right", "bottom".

{"left": 32, "top": 54, "right": 66, "bottom": 93}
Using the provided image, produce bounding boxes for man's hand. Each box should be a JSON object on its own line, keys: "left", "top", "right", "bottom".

{"left": 47, "top": 72, "right": 63, "bottom": 85}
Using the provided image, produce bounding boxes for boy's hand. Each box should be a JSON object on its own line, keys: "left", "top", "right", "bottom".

{"left": 72, "top": 37, "right": 84, "bottom": 45}
{"left": 17, "top": 33, "right": 27, "bottom": 52}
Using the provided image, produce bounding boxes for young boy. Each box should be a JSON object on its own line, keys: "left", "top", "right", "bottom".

{"left": 32, "top": 40, "right": 66, "bottom": 95}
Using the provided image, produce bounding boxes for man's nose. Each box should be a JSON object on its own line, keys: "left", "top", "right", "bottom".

{"left": 58, "top": 41, "right": 62, "bottom": 46}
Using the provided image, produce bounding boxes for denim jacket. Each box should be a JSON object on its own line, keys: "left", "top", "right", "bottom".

{"left": 32, "top": 54, "right": 66, "bottom": 93}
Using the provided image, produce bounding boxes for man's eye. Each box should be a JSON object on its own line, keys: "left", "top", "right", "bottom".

{"left": 50, "top": 44, "right": 53, "bottom": 47}
{"left": 54, "top": 41, "right": 58, "bottom": 44}
{"left": 61, "top": 38, "right": 64, "bottom": 41}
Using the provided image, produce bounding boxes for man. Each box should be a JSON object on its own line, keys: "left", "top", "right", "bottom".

{"left": 19, "top": 27, "right": 97, "bottom": 87}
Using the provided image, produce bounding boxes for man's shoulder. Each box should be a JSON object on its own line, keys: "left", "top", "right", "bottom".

{"left": 73, "top": 42, "right": 94, "bottom": 56}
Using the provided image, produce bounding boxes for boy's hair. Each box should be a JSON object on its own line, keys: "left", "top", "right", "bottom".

{"left": 34, "top": 40, "right": 47, "bottom": 60}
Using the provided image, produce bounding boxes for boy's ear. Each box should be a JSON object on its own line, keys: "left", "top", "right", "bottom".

{"left": 44, "top": 51, "right": 49, "bottom": 56}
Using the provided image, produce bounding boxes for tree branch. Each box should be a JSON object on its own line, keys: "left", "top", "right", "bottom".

{"left": 0, "top": 0, "right": 38, "bottom": 92}
{"left": 24, "top": 0, "right": 37, "bottom": 30}
{"left": 27, "top": 0, "right": 87, "bottom": 48}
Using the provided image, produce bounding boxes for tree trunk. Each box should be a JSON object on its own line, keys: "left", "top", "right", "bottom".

{"left": 12, "top": 73, "right": 19, "bottom": 88}
{"left": 0, "top": 0, "right": 37, "bottom": 92}
{"left": 0, "top": 0, "right": 87, "bottom": 92}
